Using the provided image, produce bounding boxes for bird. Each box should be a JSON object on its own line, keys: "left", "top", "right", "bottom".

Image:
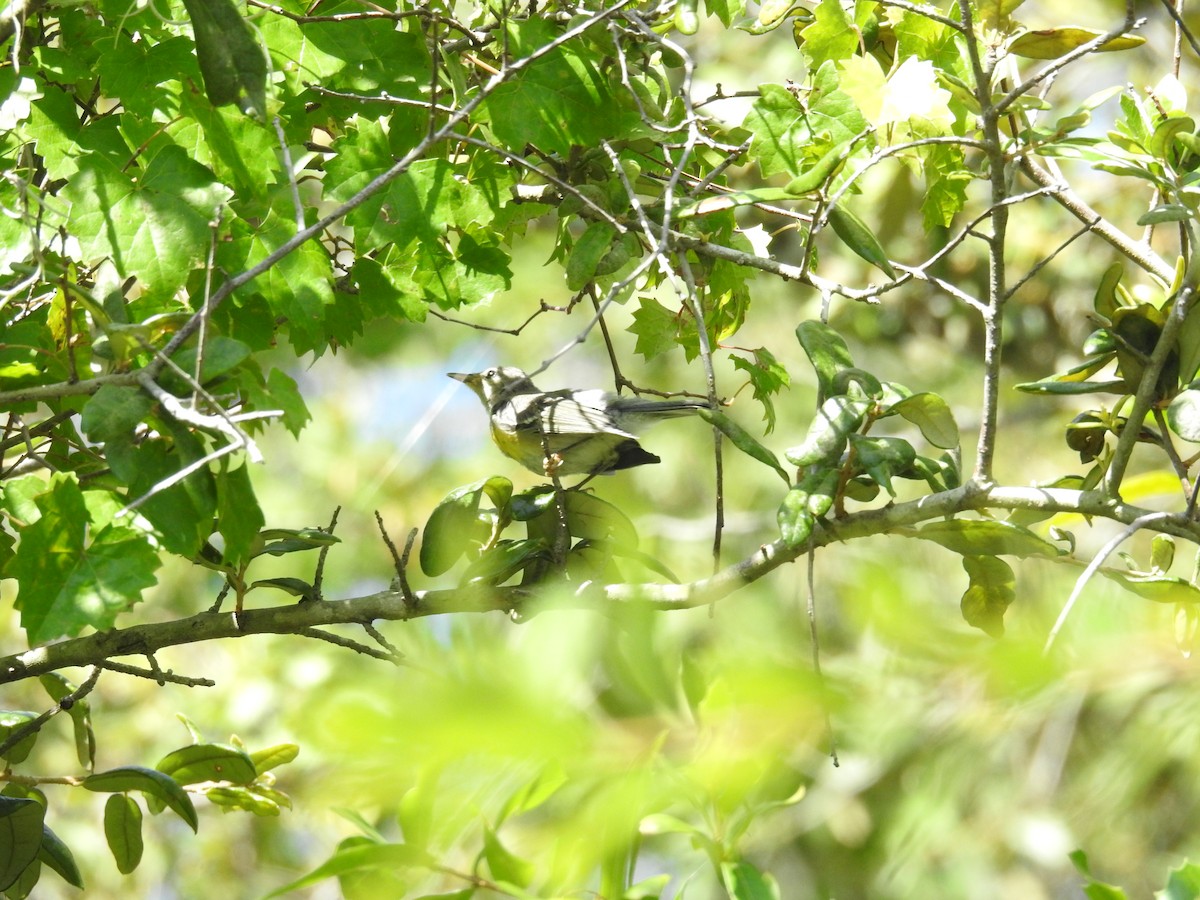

{"left": 449, "top": 366, "right": 708, "bottom": 476}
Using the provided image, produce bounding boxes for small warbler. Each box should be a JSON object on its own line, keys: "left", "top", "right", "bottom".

{"left": 450, "top": 366, "right": 708, "bottom": 476}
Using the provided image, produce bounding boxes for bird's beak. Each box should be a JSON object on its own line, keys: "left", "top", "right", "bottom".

{"left": 448, "top": 372, "right": 475, "bottom": 385}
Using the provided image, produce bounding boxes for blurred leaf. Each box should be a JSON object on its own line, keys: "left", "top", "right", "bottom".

{"left": 1100, "top": 568, "right": 1200, "bottom": 604}
{"left": 1167, "top": 389, "right": 1200, "bottom": 442}
{"left": 483, "top": 826, "right": 534, "bottom": 889}
{"left": 1009, "top": 27, "right": 1145, "bottom": 60}
{"left": 959, "top": 555, "right": 1015, "bottom": 637}
{"left": 567, "top": 222, "right": 619, "bottom": 291}
{"left": 915, "top": 519, "right": 1062, "bottom": 557}
{"left": 264, "top": 842, "right": 435, "bottom": 898}
{"left": 720, "top": 860, "right": 781, "bottom": 900}
{"left": 250, "top": 577, "right": 315, "bottom": 600}
{"left": 103, "top": 795, "right": 143, "bottom": 875}
{"left": 1159, "top": 860, "right": 1200, "bottom": 899}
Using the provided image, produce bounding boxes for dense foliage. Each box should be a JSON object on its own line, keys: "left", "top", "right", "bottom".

{"left": 4, "top": 0, "right": 1200, "bottom": 895}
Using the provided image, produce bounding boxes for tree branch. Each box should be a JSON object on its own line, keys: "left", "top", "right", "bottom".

{"left": 8, "top": 482, "right": 1200, "bottom": 683}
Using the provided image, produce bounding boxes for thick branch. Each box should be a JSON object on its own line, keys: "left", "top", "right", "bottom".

{"left": 8, "top": 482, "right": 1200, "bottom": 683}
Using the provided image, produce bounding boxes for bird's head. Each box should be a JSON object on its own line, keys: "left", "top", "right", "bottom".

{"left": 449, "top": 366, "right": 539, "bottom": 407}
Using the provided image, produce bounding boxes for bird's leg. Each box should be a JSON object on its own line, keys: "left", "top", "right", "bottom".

{"left": 536, "top": 426, "right": 571, "bottom": 566}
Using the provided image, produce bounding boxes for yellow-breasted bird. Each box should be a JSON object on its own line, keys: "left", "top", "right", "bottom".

{"left": 449, "top": 366, "right": 708, "bottom": 476}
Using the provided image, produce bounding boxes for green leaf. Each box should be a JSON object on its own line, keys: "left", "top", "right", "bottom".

{"left": 1178, "top": 296, "right": 1200, "bottom": 384}
{"left": 483, "top": 826, "right": 534, "bottom": 889}
{"left": 567, "top": 222, "right": 619, "bottom": 290}
{"left": 250, "top": 577, "right": 316, "bottom": 599}
{"left": 731, "top": 349, "right": 790, "bottom": 433}
{"left": 206, "top": 786, "right": 282, "bottom": 816}
{"left": 796, "top": 0, "right": 857, "bottom": 67}
{"left": 497, "top": 762, "right": 568, "bottom": 824}
{"left": 156, "top": 742, "right": 257, "bottom": 786}
{"left": 827, "top": 205, "right": 897, "bottom": 278}
{"left": 887, "top": 392, "right": 960, "bottom": 448}
{"left": 0, "top": 712, "right": 39, "bottom": 765}
{"left": 959, "top": 555, "right": 1015, "bottom": 637}
{"left": 631, "top": 297, "right": 683, "bottom": 360}
{"left": 1015, "top": 379, "right": 1129, "bottom": 395}
{"left": 39, "top": 674, "right": 95, "bottom": 770}
{"left": 559, "top": 491, "right": 639, "bottom": 550}
{"left": 744, "top": 73, "right": 866, "bottom": 179}
{"left": 180, "top": 0, "right": 268, "bottom": 116}
{"left": 0, "top": 797, "right": 43, "bottom": 892}
{"left": 848, "top": 434, "right": 916, "bottom": 497}
{"left": 1168, "top": 389, "right": 1200, "bottom": 442}
{"left": 420, "top": 478, "right": 513, "bottom": 576}
{"left": 796, "top": 320, "right": 855, "bottom": 396}
{"left": 64, "top": 148, "right": 233, "bottom": 301}
{"left": 103, "top": 795, "right": 143, "bottom": 875}
{"left": 785, "top": 396, "right": 870, "bottom": 466}
{"left": 481, "top": 18, "right": 637, "bottom": 156}
{"left": 1008, "top": 27, "right": 1146, "bottom": 60}
{"left": 699, "top": 409, "right": 791, "bottom": 483}
{"left": 249, "top": 744, "right": 299, "bottom": 774}
{"left": 83, "top": 766, "right": 199, "bottom": 832}
{"left": 79, "top": 385, "right": 153, "bottom": 444}
{"left": 1138, "top": 204, "right": 1193, "bottom": 226}
{"left": 914, "top": 519, "right": 1062, "bottom": 558}
{"left": 165, "top": 337, "right": 253, "bottom": 390}
{"left": 1100, "top": 569, "right": 1200, "bottom": 604}
{"left": 1161, "top": 861, "right": 1200, "bottom": 899}
{"left": 9, "top": 475, "right": 160, "bottom": 644}
{"left": 263, "top": 842, "right": 434, "bottom": 898}
{"left": 460, "top": 539, "right": 547, "bottom": 586}
{"left": 216, "top": 459, "right": 265, "bottom": 567}
{"left": 37, "top": 823, "right": 82, "bottom": 888}
{"left": 778, "top": 468, "right": 838, "bottom": 547}
{"left": 720, "top": 860, "right": 781, "bottom": 900}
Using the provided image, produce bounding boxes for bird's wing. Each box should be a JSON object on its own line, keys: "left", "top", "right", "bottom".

{"left": 504, "top": 390, "right": 636, "bottom": 438}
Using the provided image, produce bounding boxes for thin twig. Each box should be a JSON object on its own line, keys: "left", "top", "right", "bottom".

{"left": 1044, "top": 511, "right": 1175, "bottom": 653}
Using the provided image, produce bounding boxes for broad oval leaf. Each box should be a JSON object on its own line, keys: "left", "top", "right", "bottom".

{"left": 1009, "top": 27, "right": 1146, "bottom": 60}
{"left": 420, "top": 477, "right": 512, "bottom": 576}
{"left": 460, "top": 538, "right": 548, "bottom": 586}
{"left": 82, "top": 765, "right": 198, "bottom": 833}
{"left": 103, "top": 794, "right": 143, "bottom": 875}
{"left": 1168, "top": 389, "right": 1200, "bottom": 442}
{"left": 1137, "top": 203, "right": 1192, "bottom": 226}
{"left": 249, "top": 744, "right": 300, "bottom": 774}
{"left": 38, "top": 822, "right": 83, "bottom": 888}
{"left": 0, "top": 797, "right": 44, "bottom": 893}
{"left": 156, "top": 743, "right": 257, "bottom": 787}
{"left": 915, "top": 519, "right": 1062, "bottom": 558}
{"left": 0, "top": 711, "right": 39, "bottom": 765}
{"left": 960, "top": 555, "right": 1015, "bottom": 637}
{"left": 887, "top": 392, "right": 959, "bottom": 448}
{"left": 1101, "top": 568, "right": 1200, "bottom": 603}
{"left": 778, "top": 487, "right": 816, "bottom": 548}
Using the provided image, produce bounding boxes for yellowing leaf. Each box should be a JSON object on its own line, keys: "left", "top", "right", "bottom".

{"left": 1008, "top": 27, "right": 1146, "bottom": 60}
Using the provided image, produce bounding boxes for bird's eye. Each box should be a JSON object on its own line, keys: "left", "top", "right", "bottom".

{"left": 485, "top": 367, "right": 498, "bottom": 378}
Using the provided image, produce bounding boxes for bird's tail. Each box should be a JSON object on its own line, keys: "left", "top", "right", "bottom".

{"left": 607, "top": 396, "right": 709, "bottom": 419}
